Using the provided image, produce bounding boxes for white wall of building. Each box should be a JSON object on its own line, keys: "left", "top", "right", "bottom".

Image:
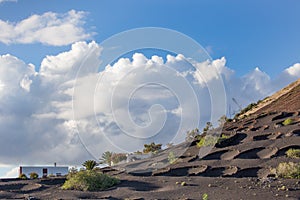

{"left": 20, "top": 166, "right": 68, "bottom": 178}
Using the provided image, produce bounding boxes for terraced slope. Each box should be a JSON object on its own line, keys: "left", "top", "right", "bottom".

{"left": 116, "top": 111, "right": 300, "bottom": 179}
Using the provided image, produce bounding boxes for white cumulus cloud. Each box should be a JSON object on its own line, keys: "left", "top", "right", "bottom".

{"left": 284, "top": 63, "right": 300, "bottom": 77}
{"left": 4, "top": 167, "right": 19, "bottom": 178}
{"left": 0, "top": 54, "right": 36, "bottom": 95}
{"left": 0, "top": 10, "right": 93, "bottom": 46}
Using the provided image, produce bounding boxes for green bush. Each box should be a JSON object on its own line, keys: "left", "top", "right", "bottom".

{"left": 168, "top": 152, "right": 177, "bottom": 164}
{"left": 134, "top": 150, "right": 143, "bottom": 154}
{"left": 274, "top": 162, "right": 300, "bottom": 179}
{"left": 218, "top": 115, "right": 229, "bottom": 125}
{"left": 29, "top": 172, "right": 38, "bottom": 179}
{"left": 19, "top": 173, "right": 27, "bottom": 180}
{"left": 202, "top": 193, "right": 209, "bottom": 200}
{"left": 100, "top": 152, "right": 128, "bottom": 166}
{"left": 217, "top": 134, "right": 231, "bottom": 144}
{"left": 286, "top": 149, "right": 300, "bottom": 159}
{"left": 234, "top": 100, "right": 265, "bottom": 119}
{"left": 235, "top": 102, "right": 257, "bottom": 118}
{"left": 111, "top": 153, "right": 127, "bottom": 165}
{"left": 282, "top": 118, "right": 294, "bottom": 126}
{"left": 197, "top": 135, "right": 218, "bottom": 148}
{"left": 203, "top": 122, "right": 213, "bottom": 133}
{"left": 143, "top": 142, "right": 162, "bottom": 153}
{"left": 185, "top": 128, "right": 200, "bottom": 142}
{"left": 100, "top": 151, "right": 113, "bottom": 166}
{"left": 61, "top": 170, "right": 120, "bottom": 191}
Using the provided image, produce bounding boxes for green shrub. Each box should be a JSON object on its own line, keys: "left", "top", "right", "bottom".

{"left": 100, "top": 152, "right": 128, "bottom": 166}
{"left": 185, "top": 128, "right": 200, "bottom": 142}
{"left": 19, "top": 173, "right": 27, "bottom": 180}
{"left": 203, "top": 122, "right": 213, "bottom": 133}
{"left": 286, "top": 149, "right": 300, "bottom": 159}
{"left": 217, "top": 134, "right": 231, "bottom": 144}
{"left": 218, "top": 115, "right": 229, "bottom": 125}
{"left": 234, "top": 100, "right": 264, "bottom": 119}
{"left": 168, "top": 152, "right": 177, "bottom": 164}
{"left": 134, "top": 150, "right": 143, "bottom": 154}
{"left": 274, "top": 162, "right": 300, "bottom": 179}
{"left": 282, "top": 118, "right": 294, "bottom": 126}
{"left": 61, "top": 170, "right": 120, "bottom": 191}
{"left": 29, "top": 172, "right": 38, "bottom": 179}
{"left": 235, "top": 102, "right": 257, "bottom": 118}
{"left": 111, "top": 153, "right": 127, "bottom": 165}
{"left": 202, "top": 193, "right": 209, "bottom": 200}
{"left": 143, "top": 142, "right": 162, "bottom": 153}
{"left": 100, "top": 151, "right": 113, "bottom": 166}
{"left": 197, "top": 135, "right": 218, "bottom": 148}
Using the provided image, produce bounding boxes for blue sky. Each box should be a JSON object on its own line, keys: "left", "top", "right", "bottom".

{"left": 0, "top": 0, "right": 299, "bottom": 77}
{"left": 0, "top": 0, "right": 300, "bottom": 178}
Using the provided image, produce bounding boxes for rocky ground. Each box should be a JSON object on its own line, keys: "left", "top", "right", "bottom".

{"left": 0, "top": 175, "right": 299, "bottom": 199}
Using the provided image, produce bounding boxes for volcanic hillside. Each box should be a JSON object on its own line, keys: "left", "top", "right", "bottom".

{"left": 238, "top": 78, "right": 300, "bottom": 118}
{"left": 116, "top": 110, "right": 300, "bottom": 179}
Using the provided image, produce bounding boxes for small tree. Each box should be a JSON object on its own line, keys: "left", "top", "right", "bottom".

{"left": 83, "top": 160, "right": 98, "bottom": 170}
{"left": 143, "top": 142, "right": 162, "bottom": 153}
{"left": 218, "top": 115, "right": 228, "bottom": 126}
{"left": 203, "top": 122, "right": 213, "bottom": 133}
{"left": 185, "top": 128, "right": 200, "bottom": 142}
{"left": 168, "top": 152, "right": 177, "bottom": 164}
{"left": 100, "top": 151, "right": 113, "bottom": 166}
{"left": 111, "top": 153, "right": 127, "bottom": 165}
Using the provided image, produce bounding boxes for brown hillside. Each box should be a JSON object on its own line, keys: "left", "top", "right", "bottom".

{"left": 239, "top": 78, "right": 300, "bottom": 118}
{"left": 256, "top": 79, "right": 300, "bottom": 114}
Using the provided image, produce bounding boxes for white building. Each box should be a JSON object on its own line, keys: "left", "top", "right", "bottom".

{"left": 19, "top": 164, "right": 68, "bottom": 178}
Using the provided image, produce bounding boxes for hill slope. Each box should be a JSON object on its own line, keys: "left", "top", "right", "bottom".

{"left": 239, "top": 78, "right": 300, "bottom": 118}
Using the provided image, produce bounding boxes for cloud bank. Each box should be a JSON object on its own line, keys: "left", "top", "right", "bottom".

{"left": 0, "top": 41, "right": 300, "bottom": 174}
{"left": 0, "top": 0, "right": 17, "bottom": 3}
{"left": 0, "top": 10, "right": 93, "bottom": 46}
